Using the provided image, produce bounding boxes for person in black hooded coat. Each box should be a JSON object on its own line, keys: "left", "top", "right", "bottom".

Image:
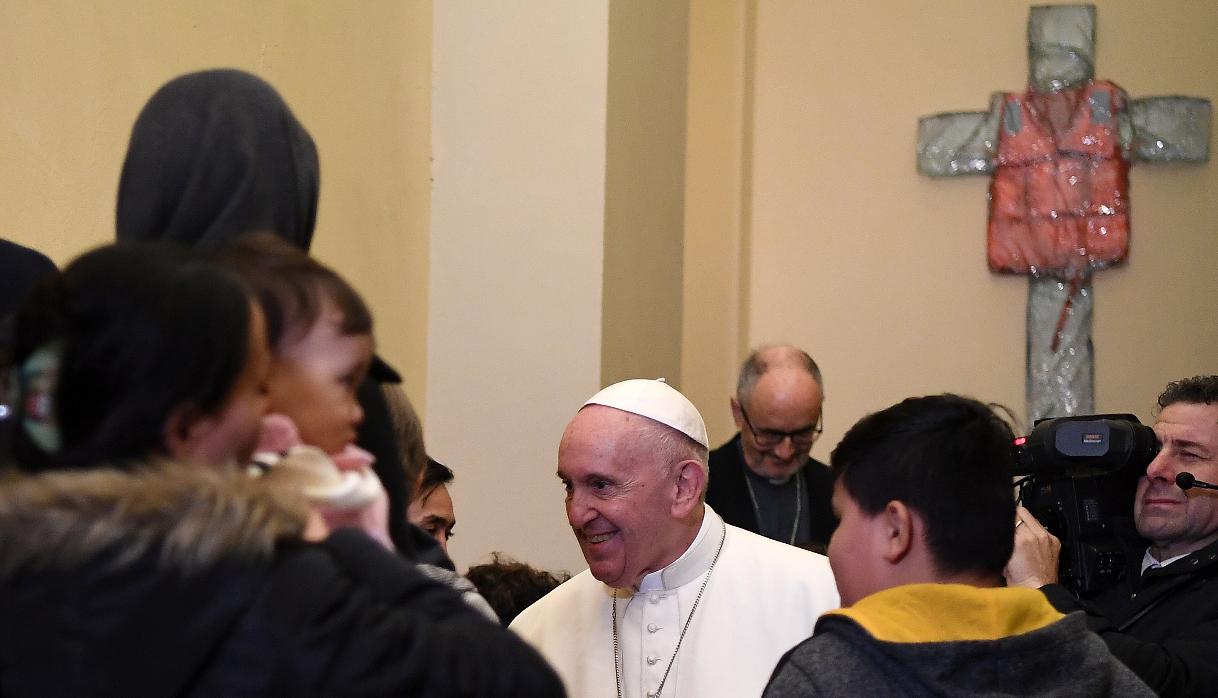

{"left": 116, "top": 69, "right": 319, "bottom": 251}
{"left": 115, "top": 69, "right": 435, "bottom": 564}
{"left": 0, "top": 244, "right": 563, "bottom": 696}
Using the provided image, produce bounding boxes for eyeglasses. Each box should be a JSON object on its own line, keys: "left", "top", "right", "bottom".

{"left": 739, "top": 404, "right": 823, "bottom": 449}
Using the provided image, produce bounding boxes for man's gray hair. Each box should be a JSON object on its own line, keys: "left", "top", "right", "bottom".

{"left": 638, "top": 419, "right": 711, "bottom": 500}
{"left": 736, "top": 345, "right": 822, "bottom": 405}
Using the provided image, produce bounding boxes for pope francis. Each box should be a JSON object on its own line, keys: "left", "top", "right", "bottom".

{"left": 511, "top": 379, "right": 839, "bottom": 698}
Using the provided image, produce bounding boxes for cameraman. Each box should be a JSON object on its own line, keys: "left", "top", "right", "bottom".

{"left": 1006, "top": 376, "right": 1218, "bottom": 697}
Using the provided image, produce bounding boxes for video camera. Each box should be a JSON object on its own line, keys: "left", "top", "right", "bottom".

{"left": 1013, "top": 414, "right": 1159, "bottom": 597}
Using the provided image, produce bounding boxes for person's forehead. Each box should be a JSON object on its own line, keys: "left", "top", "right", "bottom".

{"left": 421, "top": 484, "right": 454, "bottom": 515}
{"left": 746, "top": 370, "right": 823, "bottom": 428}
{"left": 754, "top": 366, "right": 822, "bottom": 400}
{"left": 559, "top": 407, "right": 656, "bottom": 469}
{"left": 1155, "top": 403, "right": 1218, "bottom": 447}
{"left": 285, "top": 320, "right": 372, "bottom": 365}
{"left": 307, "top": 310, "right": 368, "bottom": 346}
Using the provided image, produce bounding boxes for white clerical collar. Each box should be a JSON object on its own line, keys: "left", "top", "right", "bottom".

{"left": 636, "top": 505, "right": 725, "bottom": 592}
{"left": 1141, "top": 548, "right": 1190, "bottom": 575}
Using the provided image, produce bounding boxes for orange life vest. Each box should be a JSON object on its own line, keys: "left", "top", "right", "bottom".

{"left": 987, "top": 80, "right": 1130, "bottom": 278}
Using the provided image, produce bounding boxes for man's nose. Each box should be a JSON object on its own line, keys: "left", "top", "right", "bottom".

{"left": 1144, "top": 449, "right": 1176, "bottom": 481}
{"left": 773, "top": 437, "right": 797, "bottom": 460}
{"left": 566, "top": 492, "right": 595, "bottom": 527}
{"left": 350, "top": 400, "right": 365, "bottom": 427}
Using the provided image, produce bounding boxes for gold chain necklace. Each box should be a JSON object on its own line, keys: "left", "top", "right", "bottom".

{"left": 612, "top": 520, "right": 727, "bottom": 698}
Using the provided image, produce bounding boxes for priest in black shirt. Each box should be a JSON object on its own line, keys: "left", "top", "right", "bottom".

{"left": 706, "top": 346, "right": 837, "bottom": 550}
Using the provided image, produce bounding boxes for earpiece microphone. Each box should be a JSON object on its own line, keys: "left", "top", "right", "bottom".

{"left": 1175, "top": 472, "right": 1218, "bottom": 491}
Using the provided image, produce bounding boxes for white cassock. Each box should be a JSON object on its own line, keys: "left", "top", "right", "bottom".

{"left": 511, "top": 505, "right": 839, "bottom": 698}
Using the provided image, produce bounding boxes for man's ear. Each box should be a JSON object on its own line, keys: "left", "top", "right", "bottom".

{"left": 163, "top": 403, "right": 209, "bottom": 462}
{"left": 729, "top": 397, "right": 744, "bottom": 430}
{"left": 670, "top": 460, "right": 707, "bottom": 518}
{"left": 879, "top": 500, "right": 914, "bottom": 565}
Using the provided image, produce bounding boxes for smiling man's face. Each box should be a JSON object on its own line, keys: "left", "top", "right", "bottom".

{"left": 1136, "top": 402, "right": 1218, "bottom": 560}
{"left": 557, "top": 406, "right": 685, "bottom": 588}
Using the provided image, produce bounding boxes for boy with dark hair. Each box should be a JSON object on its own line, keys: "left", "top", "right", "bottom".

{"left": 765, "top": 394, "right": 1152, "bottom": 697}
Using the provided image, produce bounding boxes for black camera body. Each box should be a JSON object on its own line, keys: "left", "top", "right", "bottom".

{"left": 1014, "top": 414, "right": 1159, "bottom": 597}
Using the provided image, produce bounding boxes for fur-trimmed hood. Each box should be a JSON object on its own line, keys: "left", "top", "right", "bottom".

{"left": 0, "top": 464, "right": 313, "bottom": 696}
{"left": 0, "top": 463, "right": 309, "bottom": 578}
{"left": 0, "top": 464, "right": 569, "bottom": 697}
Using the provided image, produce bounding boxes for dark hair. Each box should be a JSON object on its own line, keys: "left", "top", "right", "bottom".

{"left": 7, "top": 244, "right": 254, "bottom": 470}
{"left": 416, "top": 457, "right": 454, "bottom": 502}
{"left": 1158, "top": 376, "right": 1218, "bottom": 410}
{"left": 465, "top": 553, "right": 570, "bottom": 626}
{"left": 831, "top": 393, "right": 1016, "bottom": 578}
{"left": 219, "top": 232, "right": 372, "bottom": 350}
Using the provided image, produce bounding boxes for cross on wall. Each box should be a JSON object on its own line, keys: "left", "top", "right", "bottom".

{"left": 917, "top": 4, "right": 1210, "bottom": 422}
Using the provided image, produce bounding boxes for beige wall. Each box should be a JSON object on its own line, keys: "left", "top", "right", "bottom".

{"left": 0, "top": 0, "right": 432, "bottom": 402}
{"left": 3, "top": 0, "right": 1214, "bottom": 575}
{"left": 684, "top": 0, "right": 1217, "bottom": 459}
{"left": 682, "top": 0, "right": 755, "bottom": 442}
{"left": 427, "top": 2, "right": 609, "bottom": 574}
{"left": 601, "top": 0, "right": 690, "bottom": 388}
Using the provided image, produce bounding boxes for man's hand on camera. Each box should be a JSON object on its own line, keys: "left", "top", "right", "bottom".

{"left": 1004, "top": 505, "right": 1061, "bottom": 588}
